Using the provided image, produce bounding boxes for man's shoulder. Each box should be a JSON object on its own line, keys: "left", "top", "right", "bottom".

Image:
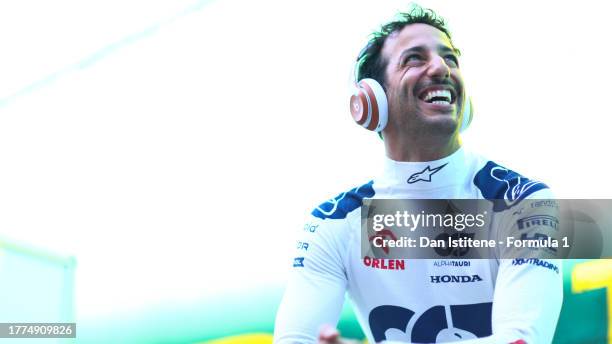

{"left": 310, "top": 180, "right": 375, "bottom": 220}
{"left": 472, "top": 158, "right": 550, "bottom": 210}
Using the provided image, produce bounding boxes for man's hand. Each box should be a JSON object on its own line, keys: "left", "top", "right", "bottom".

{"left": 318, "top": 325, "right": 363, "bottom": 344}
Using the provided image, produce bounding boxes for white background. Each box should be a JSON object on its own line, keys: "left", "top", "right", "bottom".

{"left": 0, "top": 0, "right": 610, "bottom": 322}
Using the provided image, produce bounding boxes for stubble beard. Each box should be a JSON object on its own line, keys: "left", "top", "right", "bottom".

{"left": 398, "top": 100, "right": 459, "bottom": 139}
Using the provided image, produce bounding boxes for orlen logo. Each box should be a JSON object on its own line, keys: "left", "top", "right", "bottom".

{"left": 430, "top": 274, "right": 483, "bottom": 283}
{"left": 363, "top": 256, "right": 405, "bottom": 270}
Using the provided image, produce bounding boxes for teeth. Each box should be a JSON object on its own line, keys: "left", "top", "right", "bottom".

{"left": 432, "top": 100, "right": 450, "bottom": 105}
{"left": 424, "top": 89, "right": 452, "bottom": 102}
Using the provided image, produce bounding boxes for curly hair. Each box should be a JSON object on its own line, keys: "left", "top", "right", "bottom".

{"left": 356, "top": 5, "right": 459, "bottom": 89}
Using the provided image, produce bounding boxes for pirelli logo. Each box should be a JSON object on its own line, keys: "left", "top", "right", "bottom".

{"left": 517, "top": 215, "right": 558, "bottom": 231}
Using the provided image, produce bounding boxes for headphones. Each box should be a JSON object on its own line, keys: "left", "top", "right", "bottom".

{"left": 349, "top": 57, "right": 474, "bottom": 133}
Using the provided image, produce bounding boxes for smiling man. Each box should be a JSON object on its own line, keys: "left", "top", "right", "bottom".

{"left": 381, "top": 23, "right": 462, "bottom": 162}
{"left": 274, "top": 6, "right": 562, "bottom": 344}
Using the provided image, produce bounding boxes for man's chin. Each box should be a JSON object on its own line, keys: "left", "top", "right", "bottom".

{"left": 417, "top": 112, "right": 459, "bottom": 135}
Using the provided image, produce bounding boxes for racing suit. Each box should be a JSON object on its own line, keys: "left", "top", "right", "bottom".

{"left": 274, "top": 147, "right": 562, "bottom": 344}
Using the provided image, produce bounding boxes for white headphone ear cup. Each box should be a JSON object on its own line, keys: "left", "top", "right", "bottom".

{"left": 353, "top": 78, "right": 388, "bottom": 132}
{"left": 459, "top": 97, "right": 473, "bottom": 133}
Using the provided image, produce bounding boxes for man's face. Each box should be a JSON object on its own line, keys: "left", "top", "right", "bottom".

{"left": 381, "top": 23, "right": 464, "bottom": 136}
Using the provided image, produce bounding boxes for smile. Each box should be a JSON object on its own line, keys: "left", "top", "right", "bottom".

{"left": 418, "top": 86, "right": 457, "bottom": 106}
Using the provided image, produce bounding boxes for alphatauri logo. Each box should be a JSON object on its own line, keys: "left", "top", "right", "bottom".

{"left": 407, "top": 163, "right": 447, "bottom": 184}
{"left": 430, "top": 274, "right": 483, "bottom": 283}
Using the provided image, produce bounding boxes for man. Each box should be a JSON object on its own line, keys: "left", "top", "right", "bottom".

{"left": 274, "top": 6, "right": 562, "bottom": 344}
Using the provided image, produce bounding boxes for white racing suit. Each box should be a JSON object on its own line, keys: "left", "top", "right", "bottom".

{"left": 274, "top": 148, "right": 562, "bottom": 344}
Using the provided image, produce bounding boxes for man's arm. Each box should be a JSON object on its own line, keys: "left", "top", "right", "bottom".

{"left": 274, "top": 216, "right": 350, "bottom": 344}
{"left": 489, "top": 258, "right": 562, "bottom": 343}
{"left": 490, "top": 191, "right": 563, "bottom": 343}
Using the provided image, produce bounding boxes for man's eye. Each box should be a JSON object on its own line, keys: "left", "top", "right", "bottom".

{"left": 403, "top": 54, "right": 423, "bottom": 65}
{"left": 445, "top": 55, "right": 459, "bottom": 67}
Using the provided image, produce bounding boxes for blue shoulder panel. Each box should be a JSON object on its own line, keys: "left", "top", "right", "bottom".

{"left": 474, "top": 161, "right": 548, "bottom": 212}
{"left": 312, "top": 180, "right": 375, "bottom": 220}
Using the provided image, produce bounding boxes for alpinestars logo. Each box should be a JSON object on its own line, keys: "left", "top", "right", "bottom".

{"left": 407, "top": 163, "right": 447, "bottom": 184}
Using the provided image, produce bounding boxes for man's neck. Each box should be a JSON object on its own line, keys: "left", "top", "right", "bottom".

{"left": 383, "top": 133, "right": 462, "bottom": 162}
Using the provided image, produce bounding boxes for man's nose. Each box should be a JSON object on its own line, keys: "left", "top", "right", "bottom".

{"left": 426, "top": 55, "right": 451, "bottom": 79}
